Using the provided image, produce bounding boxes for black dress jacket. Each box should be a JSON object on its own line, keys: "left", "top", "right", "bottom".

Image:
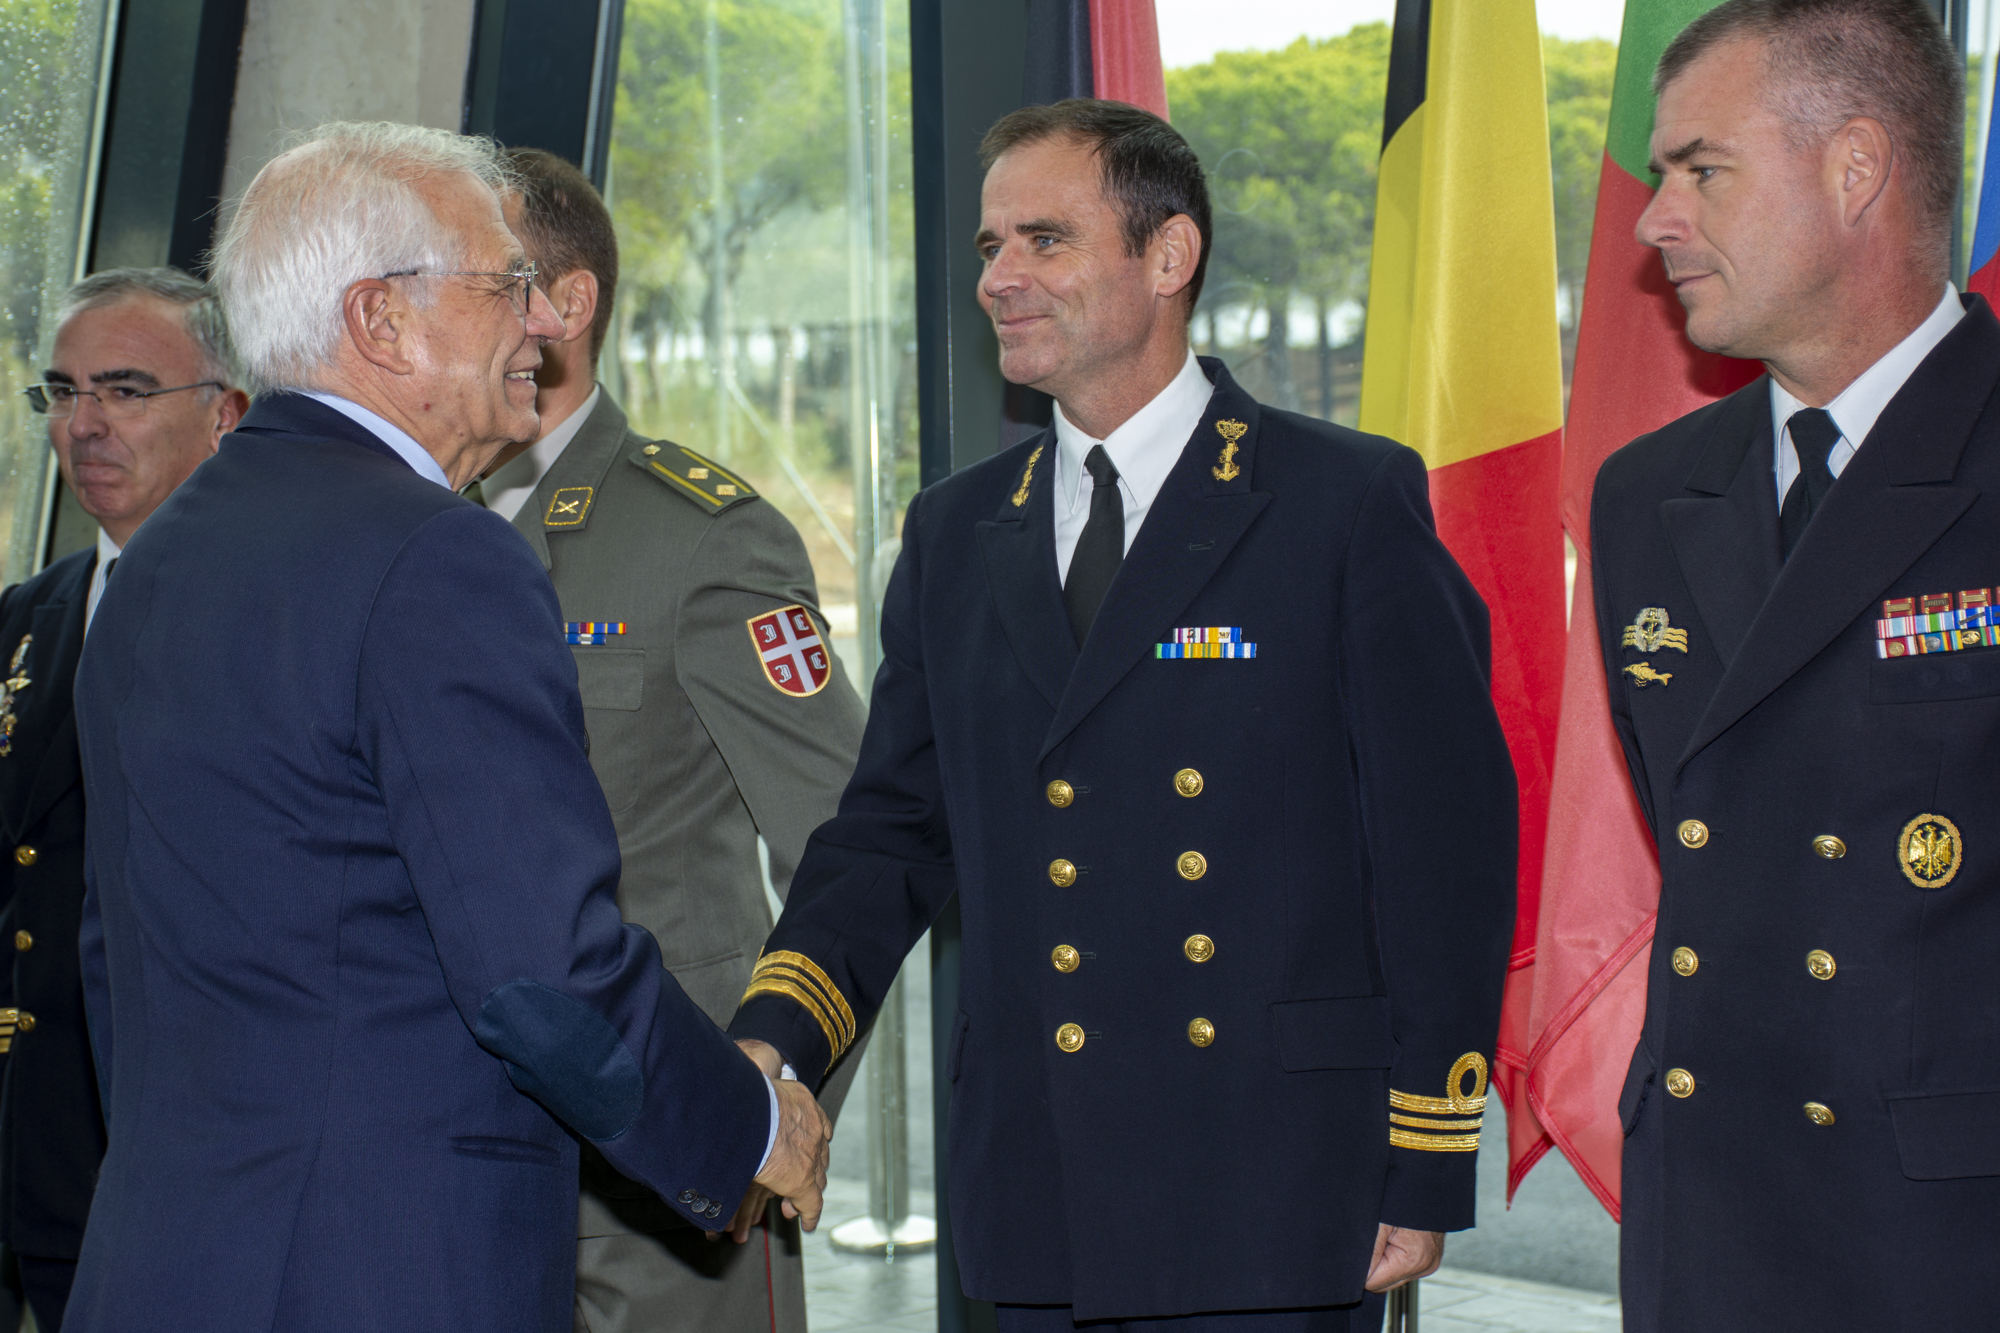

{"left": 1594, "top": 294, "right": 2000, "bottom": 1331}
{"left": 731, "top": 360, "right": 1517, "bottom": 1320}
{"left": 0, "top": 545, "right": 106, "bottom": 1260}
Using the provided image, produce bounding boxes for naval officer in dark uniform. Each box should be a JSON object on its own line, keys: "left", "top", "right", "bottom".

{"left": 1594, "top": 2, "right": 2000, "bottom": 1328}
{"left": 728, "top": 100, "right": 1517, "bottom": 1331}
{"left": 3, "top": 268, "right": 246, "bottom": 1331}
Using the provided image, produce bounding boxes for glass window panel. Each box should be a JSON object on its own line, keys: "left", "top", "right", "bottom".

{"left": 0, "top": 0, "right": 112, "bottom": 582}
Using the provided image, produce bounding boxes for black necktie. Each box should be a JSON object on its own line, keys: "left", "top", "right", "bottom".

{"left": 1780, "top": 408, "right": 1841, "bottom": 560}
{"left": 1064, "top": 445, "right": 1124, "bottom": 645}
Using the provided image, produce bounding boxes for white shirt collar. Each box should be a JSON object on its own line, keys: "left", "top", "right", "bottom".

{"left": 1770, "top": 284, "right": 1963, "bottom": 498}
{"left": 478, "top": 385, "right": 602, "bottom": 521}
{"left": 1053, "top": 350, "right": 1213, "bottom": 523}
{"left": 298, "top": 391, "right": 454, "bottom": 490}
{"left": 85, "top": 527, "right": 122, "bottom": 635}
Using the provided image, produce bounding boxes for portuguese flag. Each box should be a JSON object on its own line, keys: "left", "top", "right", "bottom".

{"left": 1515, "top": 0, "right": 1758, "bottom": 1214}
{"left": 1359, "top": 0, "right": 1565, "bottom": 1171}
{"left": 1972, "top": 66, "right": 2000, "bottom": 302}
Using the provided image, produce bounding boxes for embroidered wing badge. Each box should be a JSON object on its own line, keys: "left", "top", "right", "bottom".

{"left": 748, "top": 605, "right": 832, "bottom": 697}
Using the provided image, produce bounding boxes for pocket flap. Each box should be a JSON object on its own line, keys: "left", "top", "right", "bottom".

{"left": 1870, "top": 652, "right": 2000, "bottom": 703}
{"left": 1888, "top": 1089, "right": 2000, "bottom": 1179}
{"left": 1269, "top": 996, "right": 1393, "bottom": 1071}
{"left": 574, "top": 647, "right": 644, "bottom": 710}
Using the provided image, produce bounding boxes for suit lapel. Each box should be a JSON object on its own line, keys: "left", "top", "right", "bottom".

{"left": 3, "top": 560, "right": 90, "bottom": 842}
{"left": 1039, "top": 362, "right": 1271, "bottom": 762}
{"left": 1660, "top": 381, "right": 1781, "bottom": 667}
{"left": 1678, "top": 298, "right": 2000, "bottom": 771}
{"left": 512, "top": 391, "right": 630, "bottom": 570}
{"left": 977, "top": 430, "right": 1075, "bottom": 712}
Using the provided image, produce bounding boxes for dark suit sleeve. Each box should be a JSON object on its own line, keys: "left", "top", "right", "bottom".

{"left": 674, "top": 498, "right": 867, "bottom": 896}
{"left": 726, "top": 489, "right": 957, "bottom": 1085}
{"left": 1589, "top": 475, "right": 1656, "bottom": 834}
{"left": 1339, "top": 447, "right": 1517, "bottom": 1233}
{"left": 355, "top": 505, "right": 770, "bottom": 1226}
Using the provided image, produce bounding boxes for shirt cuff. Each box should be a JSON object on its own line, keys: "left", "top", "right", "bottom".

{"left": 756, "top": 1065, "right": 799, "bottom": 1175}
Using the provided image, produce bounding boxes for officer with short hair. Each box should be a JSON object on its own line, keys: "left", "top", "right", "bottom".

{"left": 6, "top": 267, "right": 248, "bottom": 1331}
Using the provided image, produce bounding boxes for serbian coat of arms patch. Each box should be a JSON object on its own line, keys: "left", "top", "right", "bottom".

{"left": 748, "top": 605, "right": 832, "bottom": 697}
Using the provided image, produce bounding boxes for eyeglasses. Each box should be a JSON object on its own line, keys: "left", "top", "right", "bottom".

{"left": 23, "top": 381, "right": 225, "bottom": 420}
{"left": 380, "top": 261, "right": 541, "bottom": 315}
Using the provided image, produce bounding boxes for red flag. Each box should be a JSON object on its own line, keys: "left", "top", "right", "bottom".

{"left": 1510, "top": 0, "right": 1760, "bottom": 1215}
{"left": 1091, "top": 0, "right": 1168, "bottom": 117}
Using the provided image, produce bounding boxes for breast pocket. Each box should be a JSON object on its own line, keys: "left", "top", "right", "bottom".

{"left": 1870, "top": 651, "right": 2000, "bottom": 703}
{"left": 574, "top": 648, "right": 645, "bottom": 813}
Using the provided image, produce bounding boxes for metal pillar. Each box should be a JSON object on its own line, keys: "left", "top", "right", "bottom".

{"left": 1387, "top": 1280, "right": 1419, "bottom": 1332}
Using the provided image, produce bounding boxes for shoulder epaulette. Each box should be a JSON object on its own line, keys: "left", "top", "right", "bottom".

{"left": 631, "top": 441, "right": 759, "bottom": 514}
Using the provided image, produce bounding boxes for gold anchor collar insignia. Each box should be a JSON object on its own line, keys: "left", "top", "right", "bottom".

{"left": 1011, "top": 444, "right": 1044, "bottom": 508}
{"left": 1623, "top": 607, "right": 1689, "bottom": 654}
{"left": 1900, "top": 813, "right": 1962, "bottom": 888}
{"left": 0, "top": 634, "right": 29, "bottom": 758}
{"left": 543, "top": 486, "right": 595, "bottom": 528}
{"left": 1212, "top": 419, "right": 1247, "bottom": 482}
{"left": 1623, "top": 661, "right": 1672, "bottom": 687}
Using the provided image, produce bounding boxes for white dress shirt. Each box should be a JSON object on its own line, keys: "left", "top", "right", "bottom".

{"left": 300, "top": 391, "right": 453, "bottom": 490}
{"left": 85, "top": 527, "right": 122, "bottom": 634}
{"left": 478, "top": 386, "right": 602, "bottom": 519}
{"left": 1771, "top": 284, "right": 1963, "bottom": 509}
{"left": 1052, "top": 350, "right": 1215, "bottom": 582}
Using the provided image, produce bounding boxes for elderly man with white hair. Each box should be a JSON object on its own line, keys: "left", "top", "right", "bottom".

{"left": 62, "top": 122, "right": 831, "bottom": 1333}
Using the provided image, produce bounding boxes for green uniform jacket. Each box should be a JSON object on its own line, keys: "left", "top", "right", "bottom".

{"left": 508, "top": 392, "right": 866, "bottom": 1244}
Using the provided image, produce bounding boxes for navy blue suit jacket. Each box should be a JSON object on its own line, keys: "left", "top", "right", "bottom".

{"left": 68, "top": 395, "right": 769, "bottom": 1332}
{"left": 1596, "top": 295, "right": 2000, "bottom": 1331}
{"left": 731, "top": 361, "right": 1516, "bottom": 1319}
{"left": 0, "top": 547, "right": 106, "bottom": 1260}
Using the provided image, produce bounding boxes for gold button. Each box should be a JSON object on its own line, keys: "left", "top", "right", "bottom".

{"left": 642, "top": 444, "right": 661, "bottom": 455}
{"left": 1055, "top": 1023, "right": 1085, "bottom": 1052}
{"left": 1677, "top": 820, "right": 1708, "bottom": 849}
{"left": 1046, "top": 780, "right": 1075, "bottom": 808}
{"left": 1173, "top": 768, "right": 1204, "bottom": 798}
{"left": 1665, "top": 1067, "right": 1695, "bottom": 1098}
{"left": 1804, "top": 1101, "right": 1835, "bottom": 1126}
{"left": 1049, "top": 859, "right": 1077, "bottom": 887}
{"left": 1051, "top": 945, "right": 1080, "bottom": 973}
{"left": 13, "top": 846, "right": 35, "bottom": 866}
{"left": 1177, "top": 851, "right": 1207, "bottom": 881}
{"left": 1806, "top": 949, "right": 1836, "bottom": 980}
{"left": 1812, "top": 835, "right": 1846, "bottom": 859}
{"left": 1671, "top": 947, "right": 1698, "bottom": 976}
{"left": 12, "top": 931, "right": 29, "bottom": 952}
{"left": 1184, "top": 934, "right": 1215, "bottom": 963}
{"left": 15, "top": 1012, "right": 34, "bottom": 1033}
{"left": 1187, "top": 1017, "right": 1215, "bottom": 1047}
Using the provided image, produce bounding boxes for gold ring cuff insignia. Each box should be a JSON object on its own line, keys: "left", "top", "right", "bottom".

{"left": 1389, "top": 1113, "right": 1485, "bottom": 1131}
{"left": 744, "top": 950, "right": 856, "bottom": 1060}
{"left": 1389, "top": 1127, "right": 1481, "bottom": 1152}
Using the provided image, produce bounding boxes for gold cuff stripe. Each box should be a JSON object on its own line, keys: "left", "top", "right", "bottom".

{"left": 1390, "top": 1128, "right": 1482, "bottom": 1153}
{"left": 755, "top": 951, "right": 856, "bottom": 1045}
{"left": 741, "top": 977, "right": 842, "bottom": 1058}
{"left": 1389, "top": 1090, "right": 1487, "bottom": 1115}
{"left": 744, "top": 951, "right": 857, "bottom": 1061}
{"left": 1389, "top": 1112, "right": 1484, "bottom": 1131}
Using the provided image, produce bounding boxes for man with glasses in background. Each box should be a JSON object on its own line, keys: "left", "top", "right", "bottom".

{"left": 63, "top": 123, "right": 831, "bottom": 1333}
{"left": 472, "top": 147, "right": 867, "bottom": 1333}
{"left": 4, "top": 267, "right": 247, "bottom": 1332}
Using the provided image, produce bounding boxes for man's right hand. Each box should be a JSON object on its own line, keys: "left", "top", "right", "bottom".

{"left": 752, "top": 1066, "right": 832, "bottom": 1231}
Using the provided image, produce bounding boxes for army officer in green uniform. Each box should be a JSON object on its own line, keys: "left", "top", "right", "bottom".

{"left": 478, "top": 148, "right": 867, "bottom": 1333}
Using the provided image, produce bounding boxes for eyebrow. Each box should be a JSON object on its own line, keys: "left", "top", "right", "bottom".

{"left": 38, "top": 368, "right": 164, "bottom": 388}
{"left": 1649, "top": 136, "right": 1735, "bottom": 175}
{"left": 973, "top": 217, "right": 1080, "bottom": 250}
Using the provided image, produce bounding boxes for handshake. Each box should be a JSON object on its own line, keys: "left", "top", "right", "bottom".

{"left": 708, "top": 1038, "right": 834, "bottom": 1244}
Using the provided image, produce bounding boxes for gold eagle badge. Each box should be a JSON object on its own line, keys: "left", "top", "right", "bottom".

{"left": 1900, "top": 813, "right": 1962, "bottom": 889}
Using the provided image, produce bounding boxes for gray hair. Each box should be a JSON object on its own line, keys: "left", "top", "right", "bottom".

{"left": 58, "top": 267, "right": 240, "bottom": 390}
{"left": 1655, "top": 0, "right": 1962, "bottom": 267}
{"left": 209, "top": 121, "right": 513, "bottom": 395}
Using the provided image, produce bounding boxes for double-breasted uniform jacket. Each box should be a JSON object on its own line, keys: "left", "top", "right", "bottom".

{"left": 1593, "top": 295, "right": 2000, "bottom": 1331}
{"left": 729, "top": 360, "right": 1517, "bottom": 1321}
{"left": 0, "top": 546, "right": 106, "bottom": 1263}
{"left": 68, "top": 394, "right": 771, "bottom": 1333}
{"left": 506, "top": 392, "right": 865, "bottom": 1329}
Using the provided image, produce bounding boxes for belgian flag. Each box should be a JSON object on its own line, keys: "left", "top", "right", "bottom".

{"left": 1358, "top": 0, "right": 1565, "bottom": 1187}
{"left": 1519, "top": 1, "right": 1756, "bottom": 1215}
